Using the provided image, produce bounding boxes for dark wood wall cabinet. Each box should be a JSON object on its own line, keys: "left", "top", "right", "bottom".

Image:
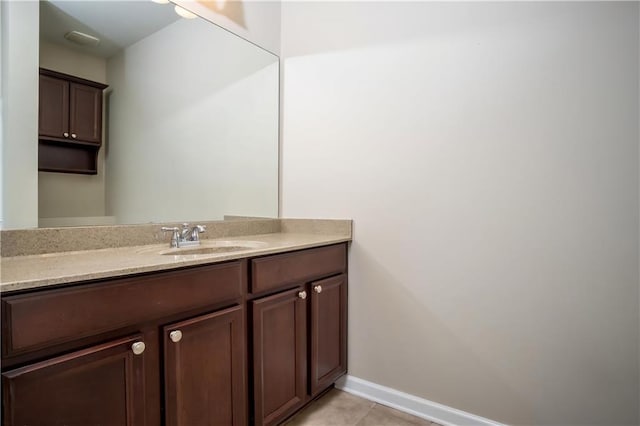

{"left": 1, "top": 243, "right": 348, "bottom": 426}
{"left": 38, "top": 68, "right": 108, "bottom": 175}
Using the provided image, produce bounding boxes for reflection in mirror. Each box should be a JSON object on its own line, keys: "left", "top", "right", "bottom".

{"left": 37, "top": 0, "right": 279, "bottom": 227}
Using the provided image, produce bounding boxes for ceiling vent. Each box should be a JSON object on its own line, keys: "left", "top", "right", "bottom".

{"left": 64, "top": 31, "right": 100, "bottom": 47}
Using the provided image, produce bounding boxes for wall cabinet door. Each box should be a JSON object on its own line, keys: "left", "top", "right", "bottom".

{"left": 252, "top": 287, "right": 308, "bottom": 426}
{"left": 38, "top": 70, "right": 106, "bottom": 146}
{"left": 39, "top": 74, "right": 70, "bottom": 140}
{"left": 1, "top": 334, "right": 146, "bottom": 426}
{"left": 164, "top": 305, "right": 246, "bottom": 426}
{"left": 69, "top": 82, "right": 103, "bottom": 144}
{"left": 309, "top": 274, "right": 348, "bottom": 397}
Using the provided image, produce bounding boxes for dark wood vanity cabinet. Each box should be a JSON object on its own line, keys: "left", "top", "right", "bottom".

{"left": 1, "top": 243, "right": 348, "bottom": 426}
{"left": 1, "top": 261, "right": 246, "bottom": 426}
{"left": 38, "top": 68, "right": 108, "bottom": 174}
{"left": 252, "top": 287, "right": 309, "bottom": 426}
{"left": 309, "top": 274, "right": 348, "bottom": 397}
{"left": 250, "top": 245, "right": 348, "bottom": 426}
{"left": 164, "top": 306, "right": 246, "bottom": 426}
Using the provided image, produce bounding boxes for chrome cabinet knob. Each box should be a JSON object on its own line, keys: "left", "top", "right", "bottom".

{"left": 71, "top": 133, "right": 77, "bottom": 139}
{"left": 313, "top": 285, "right": 322, "bottom": 294}
{"left": 131, "top": 341, "right": 146, "bottom": 355}
{"left": 298, "top": 290, "right": 307, "bottom": 300}
{"left": 169, "top": 330, "right": 183, "bottom": 343}
{"left": 63, "top": 132, "right": 69, "bottom": 137}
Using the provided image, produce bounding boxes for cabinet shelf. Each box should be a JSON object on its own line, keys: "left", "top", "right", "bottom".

{"left": 38, "top": 140, "right": 99, "bottom": 175}
{"left": 39, "top": 135, "right": 101, "bottom": 148}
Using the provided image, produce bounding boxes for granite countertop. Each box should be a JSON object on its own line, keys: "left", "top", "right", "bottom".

{"left": 0, "top": 219, "right": 352, "bottom": 293}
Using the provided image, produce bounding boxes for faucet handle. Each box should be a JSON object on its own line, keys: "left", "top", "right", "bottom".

{"left": 161, "top": 226, "right": 181, "bottom": 248}
{"left": 195, "top": 225, "right": 206, "bottom": 233}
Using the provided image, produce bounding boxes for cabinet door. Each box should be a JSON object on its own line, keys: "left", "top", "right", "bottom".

{"left": 2, "top": 334, "right": 146, "bottom": 426}
{"left": 164, "top": 305, "right": 246, "bottom": 426}
{"left": 252, "top": 287, "right": 307, "bottom": 426}
{"left": 39, "top": 74, "right": 69, "bottom": 140}
{"left": 69, "top": 82, "right": 103, "bottom": 144}
{"left": 309, "top": 274, "right": 348, "bottom": 396}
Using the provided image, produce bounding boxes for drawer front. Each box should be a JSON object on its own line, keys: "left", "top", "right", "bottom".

{"left": 251, "top": 244, "right": 346, "bottom": 295}
{"left": 2, "top": 262, "right": 244, "bottom": 357}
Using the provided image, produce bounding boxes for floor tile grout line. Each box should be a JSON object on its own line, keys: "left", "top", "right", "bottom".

{"left": 352, "top": 401, "right": 378, "bottom": 425}
{"left": 286, "top": 388, "right": 438, "bottom": 425}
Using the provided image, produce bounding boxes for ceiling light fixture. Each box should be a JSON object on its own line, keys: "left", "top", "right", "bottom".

{"left": 174, "top": 5, "right": 197, "bottom": 19}
{"left": 151, "top": 0, "right": 170, "bottom": 4}
{"left": 64, "top": 31, "right": 100, "bottom": 47}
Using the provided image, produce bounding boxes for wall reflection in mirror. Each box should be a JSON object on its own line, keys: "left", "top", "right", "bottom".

{"left": 37, "top": 0, "right": 279, "bottom": 227}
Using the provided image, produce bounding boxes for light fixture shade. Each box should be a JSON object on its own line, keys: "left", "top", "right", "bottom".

{"left": 151, "top": 0, "right": 170, "bottom": 3}
{"left": 64, "top": 31, "right": 100, "bottom": 47}
{"left": 174, "top": 5, "right": 197, "bottom": 19}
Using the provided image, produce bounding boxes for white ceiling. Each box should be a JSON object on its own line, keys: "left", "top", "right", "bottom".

{"left": 40, "top": 0, "right": 181, "bottom": 58}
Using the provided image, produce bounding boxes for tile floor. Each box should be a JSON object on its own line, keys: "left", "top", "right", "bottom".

{"left": 284, "top": 388, "right": 442, "bottom": 426}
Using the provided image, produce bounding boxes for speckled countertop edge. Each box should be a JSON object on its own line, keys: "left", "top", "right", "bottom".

{"left": 0, "top": 232, "right": 351, "bottom": 293}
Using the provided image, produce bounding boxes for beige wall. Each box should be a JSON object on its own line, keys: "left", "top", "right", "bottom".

{"left": 39, "top": 40, "right": 106, "bottom": 83}
{"left": 281, "top": 2, "right": 639, "bottom": 424}
{"left": 1, "top": 2, "right": 3, "bottom": 228}
{"left": 0, "top": 5, "right": 110, "bottom": 228}
{"left": 1, "top": 1, "right": 39, "bottom": 229}
{"left": 106, "top": 17, "right": 278, "bottom": 224}
{"left": 38, "top": 41, "right": 108, "bottom": 221}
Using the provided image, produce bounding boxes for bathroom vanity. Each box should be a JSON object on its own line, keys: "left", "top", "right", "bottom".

{"left": 0, "top": 220, "right": 350, "bottom": 426}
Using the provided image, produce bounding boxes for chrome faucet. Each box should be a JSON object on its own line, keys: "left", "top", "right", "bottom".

{"left": 161, "top": 223, "right": 206, "bottom": 248}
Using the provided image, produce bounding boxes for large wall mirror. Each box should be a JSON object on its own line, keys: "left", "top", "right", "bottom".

{"left": 37, "top": 0, "right": 279, "bottom": 227}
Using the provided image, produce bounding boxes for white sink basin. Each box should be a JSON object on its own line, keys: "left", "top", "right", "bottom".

{"left": 138, "top": 240, "right": 267, "bottom": 256}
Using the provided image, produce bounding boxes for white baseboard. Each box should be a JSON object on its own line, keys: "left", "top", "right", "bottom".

{"left": 335, "top": 375, "right": 505, "bottom": 426}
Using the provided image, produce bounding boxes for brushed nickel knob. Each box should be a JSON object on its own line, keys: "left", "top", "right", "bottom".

{"left": 298, "top": 290, "right": 307, "bottom": 300}
{"left": 131, "top": 341, "right": 145, "bottom": 355}
{"left": 314, "top": 285, "right": 322, "bottom": 294}
{"left": 169, "top": 330, "right": 183, "bottom": 343}
{"left": 71, "top": 133, "right": 77, "bottom": 139}
{"left": 63, "top": 132, "right": 69, "bottom": 137}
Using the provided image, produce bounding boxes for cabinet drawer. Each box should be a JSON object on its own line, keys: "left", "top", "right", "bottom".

{"left": 2, "top": 262, "right": 244, "bottom": 357}
{"left": 251, "top": 244, "right": 346, "bottom": 294}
